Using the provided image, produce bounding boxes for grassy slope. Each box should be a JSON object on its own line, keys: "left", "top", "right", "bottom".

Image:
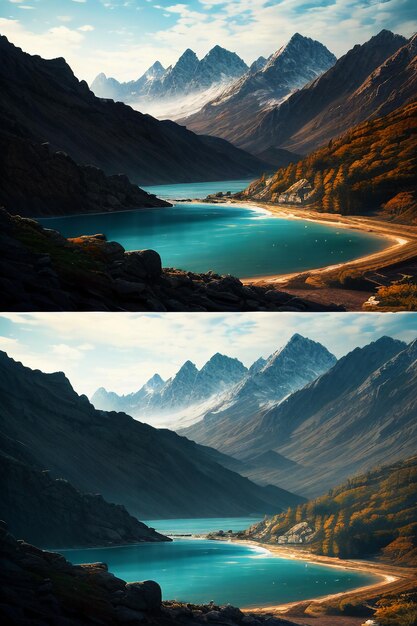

{"left": 247, "top": 456, "right": 417, "bottom": 566}
{"left": 239, "top": 101, "right": 417, "bottom": 221}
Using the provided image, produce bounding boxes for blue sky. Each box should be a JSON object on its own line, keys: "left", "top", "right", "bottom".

{"left": 0, "top": 0, "right": 415, "bottom": 82}
{"left": 0, "top": 312, "right": 415, "bottom": 397}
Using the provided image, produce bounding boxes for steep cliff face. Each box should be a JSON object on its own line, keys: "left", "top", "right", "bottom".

{"left": 0, "top": 454, "right": 169, "bottom": 548}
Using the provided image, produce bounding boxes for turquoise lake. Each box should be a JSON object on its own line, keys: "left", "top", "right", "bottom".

{"left": 38, "top": 180, "right": 389, "bottom": 278}
{"left": 61, "top": 518, "right": 380, "bottom": 608}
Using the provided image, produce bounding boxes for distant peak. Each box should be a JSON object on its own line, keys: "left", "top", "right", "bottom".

{"left": 146, "top": 373, "right": 164, "bottom": 386}
{"left": 178, "top": 360, "right": 197, "bottom": 372}
{"left": 288, "top": 332, "right": 306, "bottom": 343}
{"left": 180, "top": 48, "right": 197, "bottom": 59}
{"left": 368, "top": 29, "right": 406, "bottom": 46}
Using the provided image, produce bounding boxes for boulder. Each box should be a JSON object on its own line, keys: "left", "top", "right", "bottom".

{"left": 122, "top": 580, "right": 162, "bottom": 611}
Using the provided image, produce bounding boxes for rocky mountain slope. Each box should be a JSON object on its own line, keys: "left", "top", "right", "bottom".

{"left": 91, "top": 46, "right": 248, "bottom": 105}
{"left": 0, "top": 523, "right": 298, "bottom": 626}
{"left": 238, "top": 30, "right": 412, "bottom": 156}
{"left": 92, "top": 353, "right": 248, "bottom": 424}
{"left": 0, "top": 209, "right": 343, "bottom": 312}
{"left": 0, "top": 35, "right": 267, "bottom": 185}
{"left": 244, "top": 456, "right": 417, "bottom": 565}
{"left": 181, "top": 334, "right": 336, "bottom": 452}
{"left": 238, "top": 99, "right": 417, "bottom": 219}
{"left": 0, "top": 130, "right": 171, "bottom": 217}
{"left": 0, "top": 453, "right": 169, "bottom": 548}
{"left": 0, "top": 351, "right": 304, "bottom": 519}
{"left": 198, "top": 336, "right": 416, "bottom": 498}
{"left": 181, "top": 34, "right": 336, "bottom": 160}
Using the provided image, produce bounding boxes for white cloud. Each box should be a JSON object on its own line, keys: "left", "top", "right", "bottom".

{"left": 0, "top": 18, "right": 85, "bottom": 63}
{"left": 57, "top": 16, "right": 73, "bottom": 23}
{"left": 0, "top": 312, "right": 416, "bottom": 397}
{"left": 78, "top": 24, "right": 95, "bottom": 31}
{"left": 1, "top": 0, "right": 415, "bottom": 83}
{"left": 17, "top": 5, "right": 35, "bottom": 9}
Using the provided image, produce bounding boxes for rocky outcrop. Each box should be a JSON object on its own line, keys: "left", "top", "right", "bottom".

{"left": 0, "top": 453, "right": 170, "bottom": 548}
{"left": 0, "top": 131, "right": 171, "bottom": 217}
{"left": 277, "top": 179, "right": 314, "bottom": 204}
{"left": 0, "top": 524, "right": 298, "bottom": 626}
{"left": 0, "top": 209, "right": 343, "bottom": 312}
{"left": 276, "top": 522, "right": 316, "bottom": 545}
{"left": 0, "top": 35, "right": 267, "bottom": 185}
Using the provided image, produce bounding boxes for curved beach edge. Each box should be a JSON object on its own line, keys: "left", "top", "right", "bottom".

{"left": 232, "top": 201, "right": 417, "bottom": 285}
{"left": 226, "top": 539, "right": 413, "bottom": 615}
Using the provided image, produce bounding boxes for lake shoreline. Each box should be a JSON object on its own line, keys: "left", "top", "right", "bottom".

{"left": 194, "top": 198, "right": 417, "bottom": 286}
{"left": 218, "top": 538, "right": 414, "bottom": 616}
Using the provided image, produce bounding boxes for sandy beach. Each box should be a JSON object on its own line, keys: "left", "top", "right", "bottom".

{"left": 219, "top": 201, "right": 417, "bottom": 284}
{"left": 219, "top": 539, "right": 416, "bottom": 621}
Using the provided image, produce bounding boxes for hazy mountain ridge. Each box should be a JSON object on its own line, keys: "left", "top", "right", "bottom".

{"left": 180, "top": 34, "right": 336, "bottom": 160}
{"left": 92, "top": 335, "right": 336, "bottom": 429}
{"left": 196, "top": 336, "right": 416, "bottom": 498}
{"left": 92, "top": 352, "right": 249, "bottom": 423}
{"left": 0, "top": 35, "right": 267, "bottom": 186}
{"left": 244, "top": 456, "right": 417, "bottom": 565}
{"left": 0, "top": 350, "right": 303, "bottom": 520}
{"left": 91, "top": 45, "right": 248, "bottom": 102}
{"left": 181, "top": 334, "right": 337, "bottom": 450}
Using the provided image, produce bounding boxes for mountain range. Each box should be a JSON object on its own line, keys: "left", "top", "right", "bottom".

{"left": 183, "top": 336, "right": 417, "bottom": 498}
{"left": 92, "top": 334, "right": 336, "bottom": 428}
{"left": 0, "top": 350, "right": 302, "bottom": 524}
{"left": 91, "top": 45, "right": 249, "bottom": 119}
{"left": 181, "top": 33, "right": 336, "bottom": 161}
{"left": 0, "top": 35, "right": 267, "bottom": 189}
{"left": 182, "top": 30, "right": 416, "bottom": 164}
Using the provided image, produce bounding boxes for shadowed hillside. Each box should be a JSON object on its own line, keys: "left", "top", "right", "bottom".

{"left": 0, "top": 35, "right": 267, "bottom": 186}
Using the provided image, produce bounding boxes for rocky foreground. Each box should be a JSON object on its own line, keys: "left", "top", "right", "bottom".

{"left": 0, "top": 523, "right": 298, "bottom": 626}
{"left": 0, "top": 210, "right": 343, "bottom": 312}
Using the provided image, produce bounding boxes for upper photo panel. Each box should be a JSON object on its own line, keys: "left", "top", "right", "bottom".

{"left": 0, "top": 0, "right": 416, "bottom": 312}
